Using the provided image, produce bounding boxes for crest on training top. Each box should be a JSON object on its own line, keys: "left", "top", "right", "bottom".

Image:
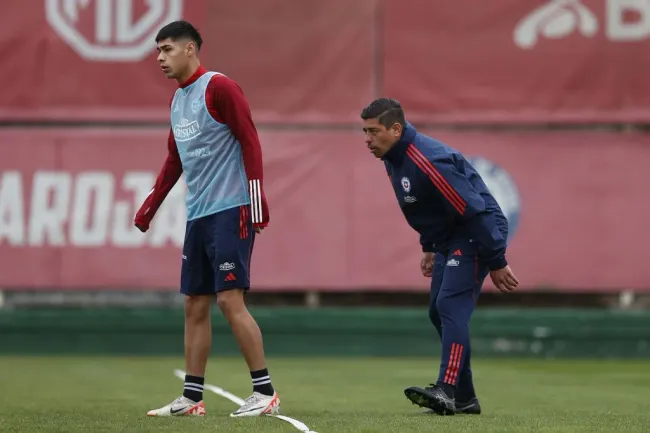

{"left": 401, "top": 177, "right": 411, "bottom": 192}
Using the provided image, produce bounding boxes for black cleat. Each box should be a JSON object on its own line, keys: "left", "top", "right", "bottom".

{"left": 404, "top": 385, "right": 455, "bottom": 416}
{"left": 455, "top": 397, "right": 481, "bottom": 415}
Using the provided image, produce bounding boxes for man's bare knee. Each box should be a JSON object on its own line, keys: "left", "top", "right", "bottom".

{"left": 217, "top": 289, "right": 246, "bottom": 317}
{"left": 185, "top": 295, "right": 213, "bottom": 323}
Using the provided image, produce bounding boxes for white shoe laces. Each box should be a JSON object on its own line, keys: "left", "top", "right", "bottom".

{"left": 170, "top": 396, "right": 192, "bottom": 408}
{"left": 239, "top": 393, "right": 264, "bottom": 410}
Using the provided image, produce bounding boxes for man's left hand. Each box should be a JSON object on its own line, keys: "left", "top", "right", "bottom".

{"left": 489, "top": 265, "right": 519, "bottom": 293}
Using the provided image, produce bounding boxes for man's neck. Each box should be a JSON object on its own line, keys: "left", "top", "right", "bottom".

{"left": 176, "top": 60, "right": 201, "bottom": 85}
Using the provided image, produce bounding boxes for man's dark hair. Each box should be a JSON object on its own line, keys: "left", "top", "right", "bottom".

{"left": 155, "top": 21, "right": 203, "bottom": 50}
{"left": 360, "top": 98, "right": 406, "bottom": 129}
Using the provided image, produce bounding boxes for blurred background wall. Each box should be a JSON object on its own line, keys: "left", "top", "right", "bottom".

{"left": 1, "top": 0, "right": 649, "bottom": 357}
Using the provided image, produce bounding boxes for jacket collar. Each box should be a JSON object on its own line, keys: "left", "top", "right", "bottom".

{"left": 382, "top": 122, "right": 417, "bottom": 164}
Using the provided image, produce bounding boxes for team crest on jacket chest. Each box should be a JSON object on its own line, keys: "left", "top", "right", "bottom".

{"left": 401, "top": 177, "right": 411, "bottom": 192}
{"left": 400, "top": 176, "right": 417, "bottom": 203}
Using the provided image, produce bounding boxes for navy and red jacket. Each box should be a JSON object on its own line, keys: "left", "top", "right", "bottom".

{"left": 383, "top": 123, "right": 510, "bottom": 271}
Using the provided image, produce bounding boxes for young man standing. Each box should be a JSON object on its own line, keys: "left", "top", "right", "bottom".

{"left": 136, "top": 21, "right": 279, "bottom": 418}
{"left": 361, "top": 98, "right": 519, "bottom": 415}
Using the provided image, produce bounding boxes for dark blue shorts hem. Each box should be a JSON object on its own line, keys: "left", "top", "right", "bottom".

{"left": 179, "top": 207, "right": 255, "bottom": 296}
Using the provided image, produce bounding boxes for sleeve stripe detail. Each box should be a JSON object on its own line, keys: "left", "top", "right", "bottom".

{"left": 249, "top": 179, "right": 263, "bottom": 223}
{"left": 406, "top": 145, "right": 467, "bottom": 215}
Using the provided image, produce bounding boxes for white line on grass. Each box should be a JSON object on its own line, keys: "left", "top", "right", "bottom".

{"left": 173, "top": 369, "right": 318, "bottom": 433}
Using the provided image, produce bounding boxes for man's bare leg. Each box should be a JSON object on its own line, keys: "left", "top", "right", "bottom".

{"left": 217, "top": 289, "right": 266, "bottom": 370}
{"left": 184, "top": 295, "right": 214, "bottom": 378}
{"left": 218, "top": 288, "right": 280, "bottom": 417}
{"left": 146, "top": 294, "right": 212, "bottom": 416}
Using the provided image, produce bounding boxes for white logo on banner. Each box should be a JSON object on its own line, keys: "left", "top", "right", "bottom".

{"left": 467, "top": 156, "right": 522, "bottom": 240}
{"left": 514, "top": 0, "right": 650, "bottom": 49}
{"left": 45, "top": 0, "right": 183, "bottom": 61}
{"left": 514, "top": 0, "right": 598, "bottom": 49}
{"left": 0, "top": 170, "right": 186, "bottom": 248}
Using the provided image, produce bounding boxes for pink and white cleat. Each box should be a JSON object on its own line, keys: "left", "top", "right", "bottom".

{"left": 230, "top": 391, "right": 280, "bottom": 417}
{"left": 147, "top": 396, "right": 205, "bottom": 417}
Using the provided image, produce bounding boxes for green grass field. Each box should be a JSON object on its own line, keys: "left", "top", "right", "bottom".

{"left": 0, "top": 356, "right": 648, "bottom": 432}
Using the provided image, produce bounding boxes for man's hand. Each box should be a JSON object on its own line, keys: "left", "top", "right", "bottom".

{"left": 490, "top": 265, "right": 519, "bottom": 293}
{"left": 254, "top": 226, "right": 264, "bottom": 234}
{"left": 420, "top": 252, "right": 434, "bottom": 277}
{"left": 134, "top": 214, "right": 150, "bottom": 233}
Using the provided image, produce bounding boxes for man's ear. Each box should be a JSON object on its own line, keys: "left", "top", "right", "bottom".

{"left": 391, "top": 122, "right": 403, "bottom": 139}
{"left": 186, "top": 41, "right": 196, "bottom": 57}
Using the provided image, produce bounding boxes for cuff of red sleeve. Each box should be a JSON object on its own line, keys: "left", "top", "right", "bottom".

{"left": 134, "top": 217, "right": 151, "bottom": 232}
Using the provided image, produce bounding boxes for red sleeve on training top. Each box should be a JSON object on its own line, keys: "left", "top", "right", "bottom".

{"left": 205, "top": 74, "right": 269, "bottom": 227}
{"left": 133, "top": 128, "right": 183, "bottom": 232}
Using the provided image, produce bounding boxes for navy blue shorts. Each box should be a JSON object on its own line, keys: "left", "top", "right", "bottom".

{"left": 180, "top": 206, "right": 255, "bottom": 296}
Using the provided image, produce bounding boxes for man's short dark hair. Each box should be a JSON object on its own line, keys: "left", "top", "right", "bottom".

{"left": 155, "top": 20, "right": 203, "bottom": 50}
{"left": 360, "top": 98, "right": 406, "bottom": 129}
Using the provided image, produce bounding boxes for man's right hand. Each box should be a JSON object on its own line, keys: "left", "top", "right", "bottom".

{"left": 134, "top": 208, "right": 151, "bottom": 233}
{"left": 134, "top": 220, "right": 149, "bottom": 233}
{"left": 420, "top": 252, "right": 434, "bottom": 278}
{"left": 490, "top": 265, "right": 519, "bottom": 293}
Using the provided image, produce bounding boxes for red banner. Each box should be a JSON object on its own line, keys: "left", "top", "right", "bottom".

{"left": 0, "top": 0, "right": 374, "bottom": 124}
{"left": 0, "top": 0, "right": 208, "bottom": 122}
{"left": 1, "top": 128, "right": 649, "bottom": 291}
{"left": 384, "top": 0, "right": 650, "bottom": 123}
{"left": 2, "top": 0, "right": 649, "bottom": 124}
{"left": 200, "top": 0, "right": 376, "bottom": 125}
